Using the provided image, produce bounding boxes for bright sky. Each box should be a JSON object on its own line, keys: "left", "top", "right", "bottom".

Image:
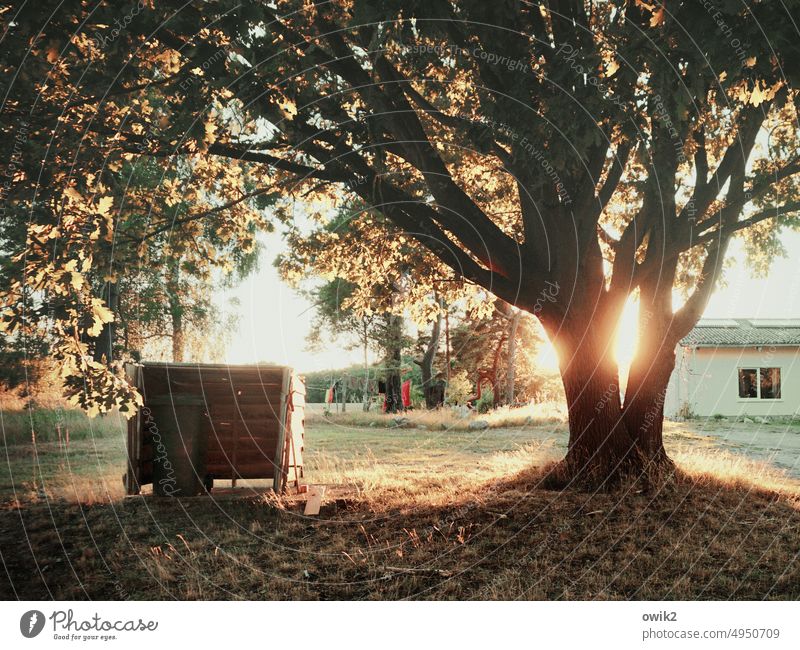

{"left": 221, "top": 229, "right": 800, "bottom": 374}
{"left": 219, "top": 230, "right": 347, "bottom": 372}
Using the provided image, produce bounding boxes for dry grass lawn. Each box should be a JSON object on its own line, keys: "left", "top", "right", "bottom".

{"left": 1, "top": 406, "right": 799, "bottom": 600}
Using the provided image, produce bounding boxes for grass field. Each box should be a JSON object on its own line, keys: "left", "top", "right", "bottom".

{"left": 1, "top": 406, "right": 799, "bottom": 600}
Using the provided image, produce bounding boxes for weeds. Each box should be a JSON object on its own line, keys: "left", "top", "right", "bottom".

{"left": 308, "top": 400, "right": 567, "bottom": 431}
{"left": 1, "top": 407, "right": 121, "bottom": 445}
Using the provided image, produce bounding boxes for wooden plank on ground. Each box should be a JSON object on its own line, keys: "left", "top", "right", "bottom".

{"left": 304, "top": 485, "right": 325, "bottom": 516}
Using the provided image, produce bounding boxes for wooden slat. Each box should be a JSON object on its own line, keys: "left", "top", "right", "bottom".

{"left": 216, "top": 417, "right": 277, "bottom": 429}
{"left": 199, "top": 391, "right": 281, "bottom": 402}
{"left": 273, "top": 368, "right": 291, "bottom": 492}
{"left": 142, "top": 391, "right": 282, "bottom": 403}
{"left": 231, "top": 437, "right": 278, "bottom": 451}
{"left": 206, "top": 427, "right": 280, "bottom": 441}
{"left": 206, "top": 408, "right": 283, "bottom": 422}
{"left": 231, "top": 463, "right": 276, "bottom": 479}
{"left": 210, "top": 441, "right": 277, "bottom": 455}
{"left": 141, "top": 363, "right": 286, "bottom": 376}
{"left": 207, "top": 450, "right": 274, "bottom": 463}
{"left": 304, "top": 485, "right": 325, "bottom": 515}
{"left": 289, "top": 375, "right": 305, "bottom": 480}
{"left": 142, "top": 384, "right": 283, "bottom": 402}
{"left": 208, "top": 437, "right": 278, "bottom": 450}
{"left": 206, "top": 417, "right": 280, "bottom": 429}
{"left": 205, "top": 460, "right": 276, "bottom": 478}
{"left": 161, "top": 373, "right": 285, "bottom": 383}
{"left": 229, "top": 408, "right": 236, "bottom": 488}
{"left": 208, "top": 438, "right": 277, "bottom": 463}
{"left": 124, "top": 364, "right": 143, "bottom": 495}
{"left": 192, "top": 384, "right": 284, "bottom": 394}
{"left": 206, "top": 425, "right": 279, "bottom": 438}
{"left": 208, "top": 449, "right": 277, "bottom": 462}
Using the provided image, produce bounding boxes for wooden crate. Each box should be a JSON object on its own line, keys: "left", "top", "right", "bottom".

{"left": 124, "top": 362, "right": 305, "bottom": 495}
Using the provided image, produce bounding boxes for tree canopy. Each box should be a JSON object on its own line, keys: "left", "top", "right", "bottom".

{"left": 3, "top": 0, "right": 800, "bottom": 481}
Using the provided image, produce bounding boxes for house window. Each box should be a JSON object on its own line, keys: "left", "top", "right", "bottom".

{"left": 760, "top": 367, "right": 782, "bottom": 399}
{"left": 738, "top": 368, "right": 757, "bottom": 398}
{"left": 738, "top": 367, "right": 781, "bottom": 399}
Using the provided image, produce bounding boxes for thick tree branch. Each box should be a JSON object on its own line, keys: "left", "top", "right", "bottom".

{"left": 593, "top": 141, "right": 632, "bottom": 220}
{"left": 681, "top": 107, "right": 767, "bottom": 222}
{"left": 671, "top": 234, "right": 732, "bottom": 341}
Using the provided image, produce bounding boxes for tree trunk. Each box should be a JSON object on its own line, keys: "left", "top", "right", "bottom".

{"left": 621, "top": 351, "right": 675, "bottom": 469}
{"left": 505, "top": 308, "right": 521, "bottom": 405}
{"left": 92, "top": 281, "right": 118, "bottom": 365}
{"left": 166, "top": 259, "right": 184, "bottom": 362}
{"left": 362, "top": 324, "right": 371, "bottom": 412}
{"left": 383, "top": 314, "right": 403, "bottom": 414}
{"left": 385, "top": 365, "right": 402, "bottom": 413}
{"left": 341, "top": 377, "right": 348, "bottom": 413}
{"left": 486, "top": 329, "right": 506, "bottom": 408}
{"left": 620, "top": 277, "right": 679, "bottom": 475}
{"left": 555, "top": 325, "right": 635, "bottom": 484}
{"left": 169, "top": 293, "right": 184, "bottom": 363}
{"left": 618, "top": 261, "right": 680, "bottom": 476}
{"left": 551, "top": 317, "right": 676, "bottom": 485}
{"left": 417, "top": 312, "right": 442, "bottom": 408}
{"left": 528, "top": 237, "right": 678, "bottom": 486}
{"left": 444, "top": 309, "right": 451, "bottom": 403}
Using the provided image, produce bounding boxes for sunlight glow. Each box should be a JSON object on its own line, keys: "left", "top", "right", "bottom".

{"left": 533, "top": 298, "right": 642, "bottom": 377}
{"left": 535, "top": 340, "right": 560, "bottom": 371}
{"left": 614, "top": 296, "right": 641, "bottom": 379}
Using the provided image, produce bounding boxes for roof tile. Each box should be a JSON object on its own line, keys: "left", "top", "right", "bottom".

{"left": 681, "top": 318, "right": 800, "bottom": 346}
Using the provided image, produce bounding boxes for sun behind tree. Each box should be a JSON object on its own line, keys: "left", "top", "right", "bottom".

{"left": 4, "top": 0, "right": 800, "bottom": 486}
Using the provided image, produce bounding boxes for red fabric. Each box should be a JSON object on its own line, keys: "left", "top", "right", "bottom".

{"left": 325, "top": 387, "right": 334, "bottom": 404}
{"left": 401, "top": 379, "right": 412, "bottom": 408}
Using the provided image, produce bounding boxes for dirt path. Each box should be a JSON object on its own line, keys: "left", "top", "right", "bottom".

{"left": 667, "top": 420, "right": 800, "bottom": 478}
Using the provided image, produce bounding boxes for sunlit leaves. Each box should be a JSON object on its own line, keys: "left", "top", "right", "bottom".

{"left": 5, "top": 0, "right": 800, "bottom": 416}
{"left": 88, "top": 300, "right": 115, "bottom": 338}
{"left": 278, "top": 203, "right": 480, "bottom": 326}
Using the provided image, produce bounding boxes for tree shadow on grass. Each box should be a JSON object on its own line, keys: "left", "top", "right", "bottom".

{"left": 1, "top": 457, "right": 798, "bottom": 600}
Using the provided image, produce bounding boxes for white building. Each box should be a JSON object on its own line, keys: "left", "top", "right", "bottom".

{"left": 665, "top": 319, "right": 800, "bottom": 418}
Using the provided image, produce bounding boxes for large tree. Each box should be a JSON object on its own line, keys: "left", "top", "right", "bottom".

{"left": 1, "top": 26, "right": 268, "bottom": 413}
{"left": 4, "top": 0, "right": 800, "bottom": 483}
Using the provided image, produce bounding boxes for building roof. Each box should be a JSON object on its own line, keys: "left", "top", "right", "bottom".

{"left": 681, "top": 318, "right": 800, "bottom": 347}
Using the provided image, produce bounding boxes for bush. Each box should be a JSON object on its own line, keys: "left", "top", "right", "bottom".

{"left": 445, "top": 370, "right": 472, "bottom": 405}
{"left": 476, "top": 391, "right": 494, "bottom": 414}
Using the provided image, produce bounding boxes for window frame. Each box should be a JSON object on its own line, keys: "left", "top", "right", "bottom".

{"left": 736, "top": 366, "right": 783, "bottom": 401}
